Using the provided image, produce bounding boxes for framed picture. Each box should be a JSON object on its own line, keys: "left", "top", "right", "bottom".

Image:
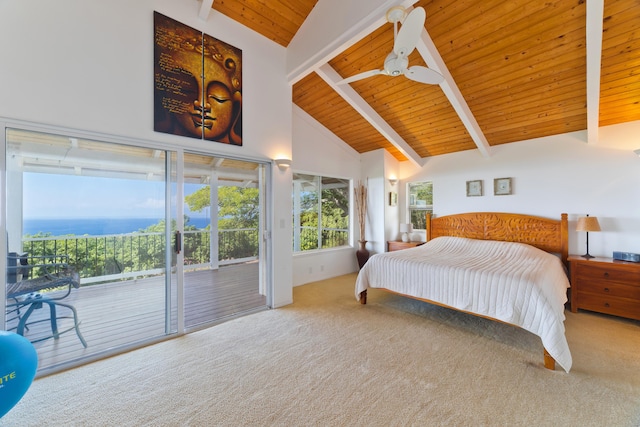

{"left": 466, "top": 180, "right": 483, "bottom": 197}
{"left": 389, "top": 192, "right": 398, "bottom": 206}
{"left": 494, "top": 177, "right": 512, "bottom": 195}
{"left": 154, "top": 12, "right": 243, "bottom": 145}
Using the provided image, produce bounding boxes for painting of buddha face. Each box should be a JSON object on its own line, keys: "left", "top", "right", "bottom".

{"left": 154, "top": 12, "right": 242, "bottom": 145}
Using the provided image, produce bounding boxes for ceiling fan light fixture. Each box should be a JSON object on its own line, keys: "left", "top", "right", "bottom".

{"left": 384, "top": 53, "right": 408, "bottom": 77}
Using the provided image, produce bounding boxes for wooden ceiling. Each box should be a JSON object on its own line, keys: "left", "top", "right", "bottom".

{"left": 209, "top": 0, "right": 640, "bottom": 164}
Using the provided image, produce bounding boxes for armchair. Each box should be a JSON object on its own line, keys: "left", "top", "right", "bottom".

{"left": 6, "top": 252, "right": 87, "bottom": 348}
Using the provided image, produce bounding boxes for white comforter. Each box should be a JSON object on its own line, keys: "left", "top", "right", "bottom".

{"left": 355, "top": 236, "right": 572, "bottom": 372}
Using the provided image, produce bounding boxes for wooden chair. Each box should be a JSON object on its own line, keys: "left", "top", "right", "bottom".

{"left": 6, "top": 253, "right": 87, "bottom": 348}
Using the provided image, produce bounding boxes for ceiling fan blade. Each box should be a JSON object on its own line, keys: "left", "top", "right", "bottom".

{"left": 404, "top": 66, "right": 444, "bottom": 85}
{"left": 338, "top": 69, "right": 383, "bottom": 85}
{"left": 393, "top": 6, "right": 426, "bottom": 58}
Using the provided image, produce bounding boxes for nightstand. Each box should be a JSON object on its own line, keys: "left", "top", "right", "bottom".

{"left": 568, "top": 256, "right": 640, "bottom": 321}
{"left": 387, "top": 241, "right": 423, "bottom": 252}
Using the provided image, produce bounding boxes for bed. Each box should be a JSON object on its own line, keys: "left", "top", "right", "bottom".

{"left": 355, "top": 212, "right": 571, "bottom": 372}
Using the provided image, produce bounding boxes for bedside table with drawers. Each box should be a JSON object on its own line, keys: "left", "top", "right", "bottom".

{"left": 568, "top": 255, "right": 640, "bottom": 321}
{"left": 387, "top": 241, "right": 423, "bottom": 252}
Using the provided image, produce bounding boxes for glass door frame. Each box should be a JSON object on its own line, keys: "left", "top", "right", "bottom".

{"left": 169, "top": 150, "right": 184, "bottom": 334}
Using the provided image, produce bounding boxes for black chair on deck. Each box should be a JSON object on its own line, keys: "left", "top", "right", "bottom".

{"left": 6, "top": 252, "right": 87, "bottom": 347}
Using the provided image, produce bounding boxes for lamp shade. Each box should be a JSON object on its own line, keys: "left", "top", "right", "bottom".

{"left": 576, "top": 216, "right": 601, "bottom": 232}
{"left": 399, "top": 223, "right": 413, "bottom": 233}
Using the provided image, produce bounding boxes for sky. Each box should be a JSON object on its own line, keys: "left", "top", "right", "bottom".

{"left": 22, "top": 173, "right": 208, "bottom": 219}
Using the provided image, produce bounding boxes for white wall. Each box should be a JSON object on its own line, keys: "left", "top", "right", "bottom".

{"left": 0, "top": 0, "right": 294, "bottom": 306}
{"left": 361, "top": 150, "right": 386, "bottom": 255}
{"left": 383, "top": 150, "right": 401, "bottom": 242}
{"left": 291, "top": 106, "right": 361, "bottom": 286}
{"left": 399, "top": 123, "right": 640, "bottom": 258}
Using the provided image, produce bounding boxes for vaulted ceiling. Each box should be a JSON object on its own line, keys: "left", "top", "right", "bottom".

{"left": 207, "top": 0, "right": 640, "bottom": 166}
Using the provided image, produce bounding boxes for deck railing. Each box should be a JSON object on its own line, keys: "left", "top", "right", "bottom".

{"left": 296, "top": 226, "right": 349, "bottom": 251}
{"left": 21, "top": 228, "right": 258, "bottom": 284}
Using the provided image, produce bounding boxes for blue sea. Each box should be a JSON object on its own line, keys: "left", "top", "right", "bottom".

{"left": 23, "top": 217, "right": 210, "bottom": 237}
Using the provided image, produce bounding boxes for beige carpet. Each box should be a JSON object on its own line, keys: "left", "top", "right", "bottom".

{"left": 2, "top": 273, "right": 639, "bottom": 426}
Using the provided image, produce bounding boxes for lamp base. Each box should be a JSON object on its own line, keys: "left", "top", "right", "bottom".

{"left": 581, "top": 253, "right": 594, "bottom": 259}
{"left": 401, "top": 233, "right": 409, "bottom": 242}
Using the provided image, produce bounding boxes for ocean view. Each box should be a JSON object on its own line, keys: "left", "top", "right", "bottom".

{"left": 23, "top": 217, "right": 210, "bottom": 237}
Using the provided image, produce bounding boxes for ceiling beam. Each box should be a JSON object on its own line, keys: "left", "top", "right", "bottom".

{"left": 316, "top": 63, "right": 425, "bottom": 167}
{"left": 586, "top": 0, "right": 604, "bottom": 145}
{"left": 198, "top": 0, "right": 214, "bottom": 21}
{"left": 415, "top": 29, "right": 491, "bottom": 158}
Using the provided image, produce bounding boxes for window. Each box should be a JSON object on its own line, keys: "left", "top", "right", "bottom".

{"left": 408, "top": 181, "right": 433, "bottom": 230}
{"left": 292, "top": 173, "right": 349, "bottom": 252}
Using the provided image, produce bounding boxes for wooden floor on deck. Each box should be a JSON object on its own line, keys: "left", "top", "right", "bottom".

{"left": 5, "top": 262, "right": 266, "bottom": 372}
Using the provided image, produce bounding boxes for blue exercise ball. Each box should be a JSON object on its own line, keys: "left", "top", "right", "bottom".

{"left": 0, "top": 331, "right": 38, "bottom": 418}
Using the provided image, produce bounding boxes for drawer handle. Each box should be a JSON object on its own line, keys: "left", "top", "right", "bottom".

{"left": 603, "top": 287, "right": 610, "bottom": 293}
{"left": 603, "top": 272, "right": 610, "bottom": 278}
{"left": 604, "top": 302, "right": 610, "bottom": 307}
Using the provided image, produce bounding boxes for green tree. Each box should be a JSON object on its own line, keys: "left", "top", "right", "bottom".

{"left": 185, "top": 185, "right": 259, "bottom": 260}
{"left": 296, "top": 184, "right": 349, "bottom": 250}
{"left": 185, "top": 186, "right": 259, "bottom": 229}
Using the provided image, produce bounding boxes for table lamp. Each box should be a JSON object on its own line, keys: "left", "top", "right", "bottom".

{"left": 576, "top": 215, "right": 601, "bottom": 259}
{"left": 400, "top": 223, "right": 413, "bottom": 242}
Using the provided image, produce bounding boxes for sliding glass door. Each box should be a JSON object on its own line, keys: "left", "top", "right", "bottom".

{"left": 3, "top": 128, "right": 179, "bottom": 372}
{"left": 182, "top": 152, "right": 267, "bottom": 328}
{"left": 2, "top": 127, "right": 270, "bottom": 373}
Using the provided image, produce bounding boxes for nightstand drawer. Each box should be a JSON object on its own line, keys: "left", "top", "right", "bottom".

{"left": 578, "top": 279, "right": 640, "bottom": 300}
{"left": 387, "top": 241, "right": 423, "bottom": 252}
{"left": 575, "top": 263, "right": 640, "bottom": 285}
{"left": 578, "top": 293, "right": 640, "bottom": 320}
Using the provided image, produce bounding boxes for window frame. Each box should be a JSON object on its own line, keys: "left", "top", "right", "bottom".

{"left": 407, "top": 181, "right": 433, "bottom": 231}
{"left": 292, "top": 172, "right": 350, "bottom": 253}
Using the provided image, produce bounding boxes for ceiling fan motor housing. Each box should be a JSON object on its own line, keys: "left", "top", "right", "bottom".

{"left": 384, "top": 53, "right": 408, "bottom": 76}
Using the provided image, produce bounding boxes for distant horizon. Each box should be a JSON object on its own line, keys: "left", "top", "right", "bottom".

{"left": 23, "top": 217, "right": 211, "bottom": 237}
{"left": 23, "top": 215, "right": 209, "bottom": 220}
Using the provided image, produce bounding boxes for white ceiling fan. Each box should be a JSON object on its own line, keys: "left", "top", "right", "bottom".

{"left": 338, "top": 6, "right": 444, "bottom": 86}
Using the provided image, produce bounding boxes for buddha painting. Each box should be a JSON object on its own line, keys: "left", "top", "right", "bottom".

{"left": 154, "top": 12, "right": 242, "bottom": 145}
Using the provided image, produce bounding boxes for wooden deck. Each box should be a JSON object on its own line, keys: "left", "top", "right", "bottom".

{"left": 5, "top": 262, "right": 266, "bottom": 372}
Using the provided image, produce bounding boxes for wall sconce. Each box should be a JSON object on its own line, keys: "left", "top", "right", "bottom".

{"left": 274, "top": 158, "right": 291, "bottom": 170}
{"left": 576, "top": 214, "right": 601, "bottom": 259}
{"left": 388, "top": 178, "right": 398, "bottom": 186}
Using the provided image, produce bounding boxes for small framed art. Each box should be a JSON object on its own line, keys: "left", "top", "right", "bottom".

{"left": 466, "top": 180, "right": 483, "bottom": 197}
{"left": 389, "top": 192, "right": 398, "bottom": 206}
{"left": 494, "top": 177, "right": 512, "bottom": 195}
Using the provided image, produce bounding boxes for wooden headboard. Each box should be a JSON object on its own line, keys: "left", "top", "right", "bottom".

{"left": 426, "top": 212, "right": 568, "bottom": 264}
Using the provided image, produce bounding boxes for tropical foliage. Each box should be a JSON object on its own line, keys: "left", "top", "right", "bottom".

{"left": 294, "top": 174, "right": 349, "bottom": 251}
{"left": 186, "top": 185, "right": 260, "bottom": 260}
{"left": 408, "top": 181, "right": 433, "bottom": 230}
